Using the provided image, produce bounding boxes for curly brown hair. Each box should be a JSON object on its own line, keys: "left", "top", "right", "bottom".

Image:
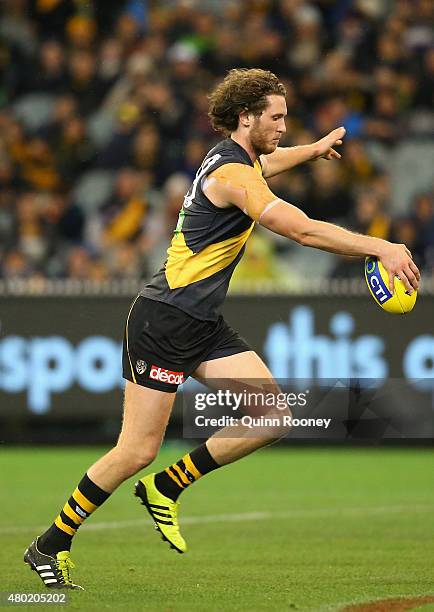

{"left": 208, "top": 68, "right": 286, "bottom": 136}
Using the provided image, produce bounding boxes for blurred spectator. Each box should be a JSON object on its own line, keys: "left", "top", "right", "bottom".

{"left": 411, "top": 192, "right": 434, "bottom": 270}
{"left": 29, "top": 0, "right": 75, "bottom": 40}
{"left": 67, "top": 50, "right": 107, "bottom": 116}
{"left": 364, "top": 89, "right": 402, "bottom": 144}
{"left": 65, "top": 15, "right": 97, "bottom": 51}
{"left": 304, "top": 161, "right": 352, "bottom": 222}
{"left": 107, "top": 242, "right": 146, "bottom": 279}
{"left": 415, "top": 47, "right": 434, "bottom": 109}
{"left": 45, "top": 95, "right": 79, "bottom": 138}
{"left": 269, "top": 171, "right": 310, "bottom": 212}
{"left": 30, "top": 40, "right": 68, "bottom": 95}
{"left": 231, "top": 232, "right": 280, "bottom": 287}
{"left": 0, "top": 187, "right": 16, "bottom": 252}
{"left": 115, "top": 12, "right": 143, "bottom": 50}
{"left": 96, "top": 102, "right": 142, "bottom": 169}
{"left": 331, "top": 189, "right": 391, "bottom": 278}
{"left": 88, "top": 259, "right": 111, "bottom": 282}
{"left": 52, "top": 116, "right": 97, "bottom": 184}
{"left": 285, "top": 2, "right": 323, "bottom": 72}
{"left": 43, "top": 192, "right": 85, "bottom": 275}
{"left": 167, "top": 42, "right": 205, "bottom": 106}
{"left": 390, "top": 216, "right": 420, "bottom": 268}
{"left": 350, "top": 190, "right": 391, "bottom": 240}
{"left": 66, "top": 246, "right": 94, "bottom": 280}
{"left": 144, "top": 172, "right": 190, "bottom": 271}
{"left": 18, "top": 138, "right": 61, "bottom": 192}
{"left": 0, "top": 0, "right": 37, "bottom": 59}
{"left": 179, "top": 138, "right": 208, "bottom": 180}
{"left": 99, "top": 168, "right": 147, "bottom": 247}
{"left": 131, "top": 122, "right": 165, "bottom": 181}
{"left": 341, "top": 139, "right": 377, "bottom": 188}
{"left": 12, "top": 192, "right": 48, "bottom": 264}
{"left": 1, "top": 249, "right": 34, "bottom": 279}
{"left": 98, "top": 38, "right": 125, "bottom": 91}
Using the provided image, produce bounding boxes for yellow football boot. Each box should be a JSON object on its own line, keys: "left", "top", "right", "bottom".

{"left": 134, "top": 474, "right": 187, "bottom": 554}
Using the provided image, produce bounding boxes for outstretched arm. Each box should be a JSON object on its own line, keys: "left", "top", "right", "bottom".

{"left": 204, "top": 163, "right": 420, "bottom": 294}
{"left": 260, "top": 127, "right": 346, "bottom": 178}
{"left": 259, "top": 200, "right": 420, "bottom": 294}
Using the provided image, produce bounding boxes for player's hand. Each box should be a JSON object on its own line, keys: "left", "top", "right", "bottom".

{"left": 379, "top": 242, "right": 420, "bottom": 294}
{"left": 311, "top": 127, "right": 346, "bottom": 161}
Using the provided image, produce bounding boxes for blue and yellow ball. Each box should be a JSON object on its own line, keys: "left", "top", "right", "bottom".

{"left": 364, "top": 256, "right": 417, "bottom": 314}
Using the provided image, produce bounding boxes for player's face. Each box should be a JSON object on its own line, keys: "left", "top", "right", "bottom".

{"left": 250, "top": 95, "right": 287, "bottom": 155}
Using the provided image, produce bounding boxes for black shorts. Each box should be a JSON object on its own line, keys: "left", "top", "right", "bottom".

{"left": 122, "top": 296, "right": 251, "bottom": 392}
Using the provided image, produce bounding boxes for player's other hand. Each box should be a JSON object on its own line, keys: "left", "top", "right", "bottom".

{"left": 379, "top": 242, "right": 420, "bottom": 294}
{"left": 311, "top": 126, "right": 346, "bottom": 161}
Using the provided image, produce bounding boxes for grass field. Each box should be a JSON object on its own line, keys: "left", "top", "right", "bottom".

{"left": 1, "top": 445, "right": 433, "bottom": 611}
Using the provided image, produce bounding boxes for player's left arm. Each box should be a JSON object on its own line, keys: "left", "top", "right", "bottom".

{"left": 260, "top": 127, "right": 346, "bottom": 178}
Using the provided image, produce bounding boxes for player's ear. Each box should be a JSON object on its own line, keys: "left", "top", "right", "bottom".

{"left": 239, "top": 110, "right": 251, "bottom": 127}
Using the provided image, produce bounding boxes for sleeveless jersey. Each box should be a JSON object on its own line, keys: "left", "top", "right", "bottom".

{"left": 141, "top": 138, "right": 262, "bottom": 321}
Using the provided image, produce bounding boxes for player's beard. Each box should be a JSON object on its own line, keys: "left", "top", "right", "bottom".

{"left": 250, "top": 117, "right": 278, "bottom": 155}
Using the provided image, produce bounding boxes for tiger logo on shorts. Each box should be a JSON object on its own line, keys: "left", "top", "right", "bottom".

{"left": 136, "top": 360, "right": 147, "bottom": 375}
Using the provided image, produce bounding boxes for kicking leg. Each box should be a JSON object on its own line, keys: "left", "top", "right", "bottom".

{"left": 152, "top": 351, "right": 290, "bottom": 501}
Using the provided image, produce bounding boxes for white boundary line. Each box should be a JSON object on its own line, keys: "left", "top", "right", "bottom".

{"left": 1, "top": 504, "right": 431, "bottom": 535}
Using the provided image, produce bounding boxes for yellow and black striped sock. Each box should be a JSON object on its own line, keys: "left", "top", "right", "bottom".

{"left": 154, "top": 443, "right": 220, "bottom": 501}
{"left": 38, "top": 474, "right": 110, "bottom": 555}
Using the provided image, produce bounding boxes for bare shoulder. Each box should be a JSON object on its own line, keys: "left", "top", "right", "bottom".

{"left": 204, "top": 163, "right": 252, "bottom": 209}
{"left": 205, "top": 162, "right": 278, "bottom": 220}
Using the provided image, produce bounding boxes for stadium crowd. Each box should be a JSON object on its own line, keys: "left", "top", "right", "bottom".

{"left": 0, "top": 0, "right": 433, "bottom": 285}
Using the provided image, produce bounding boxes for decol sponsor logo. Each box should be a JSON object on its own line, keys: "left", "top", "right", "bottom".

{"left": 263, "top": 306, "right": 434, "bottom": 387}
{"left": 149, "top": 365, "right": 184, "bottom": 385}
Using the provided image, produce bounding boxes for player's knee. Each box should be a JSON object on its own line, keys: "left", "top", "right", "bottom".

{"left": 121, "top": 453, "right": 155, "bottom": 476}
{"left": 114, "top": 442, "right": 159, "bottom": 475}
{"left": 266, "top": 408, "right": 292, "bottom": 442}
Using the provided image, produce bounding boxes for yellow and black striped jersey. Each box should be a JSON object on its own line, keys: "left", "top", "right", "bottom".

{"left": 141, "top": 138, "right": 267, "bottom": 321}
